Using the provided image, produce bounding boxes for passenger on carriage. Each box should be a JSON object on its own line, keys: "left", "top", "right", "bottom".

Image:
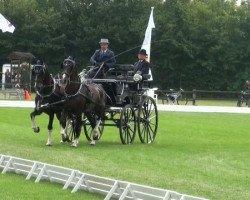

{"left": 133, "top": 49, "right": 150, "bottom": 81}
{"left": 87, "top": 38, "right": 116, "bottom": 78}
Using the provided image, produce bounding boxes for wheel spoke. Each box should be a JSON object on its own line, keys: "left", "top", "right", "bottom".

{"left": 146, "top": 125, "right": 149, "bottom": 143}
{"left": 148, "top": 101, "right": 153, "bottom": 116}
{"left": 148, "top": 115, "right": 156, "bottom": 121}
{"left": 148, "top": 126, "right": 153, "bottom": 142}
{"left": 148, "top": 123, "right": 155, "bottom": 135}
{"left": 127, "top": 129, "right": 132, "bottom": 143}
{"left": 141, "top": 124, "right": 146, "bottom": 140}
{"left": 128, "top": 125, "right": 135, "bottom": 133}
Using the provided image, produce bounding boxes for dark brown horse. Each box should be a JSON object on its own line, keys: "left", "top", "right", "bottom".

{"left": 30, "top": 61, "right": 70, "bottom": 145}
{"left": 59, "top": 57, "right": 107, "bottom": 146}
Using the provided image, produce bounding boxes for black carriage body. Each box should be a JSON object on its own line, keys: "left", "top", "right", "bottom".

{"left": 81, "top": 64, "right": 158, "bottom": 144}
{"left": 91, "top": 64, "right": 150, "bottom": 107}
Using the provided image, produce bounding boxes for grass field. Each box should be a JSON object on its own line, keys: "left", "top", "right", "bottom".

{"left": 159, "top": 99, "right": 238, "bottom": 107}
{"left": 0, "top": 173, "right": 102, "bottom": 200}
{"left": 0, "top": 108, "right": 249, "bottom": 200}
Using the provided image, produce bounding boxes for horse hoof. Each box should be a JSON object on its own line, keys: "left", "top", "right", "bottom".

{"left": 65, "top": 136, "right": 71, "bottom": 143}
{"left": 46, "top": 143, "right": 52, "bottom": 146}
{"left": 71, "top": 143, "right": 77, "bottom": 147}
{"left": 33, "top": 127, "right": 40, "bottom": 133}
{"left": 93, "top": 135, "right": 99, "bottom": 141}
{"left": 90, "top": 140, "right": 96, "bottom": 145}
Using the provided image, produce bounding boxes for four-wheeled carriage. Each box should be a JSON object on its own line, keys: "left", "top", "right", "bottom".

{"left": 77, "top": 64, "right": 158, "bottom": 145}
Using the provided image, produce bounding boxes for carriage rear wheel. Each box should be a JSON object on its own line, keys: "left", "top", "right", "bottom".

{"left": 119, "top": 104, "right": 136, "bottom": 144}
{"left": 83, "top": 115, "right": 105, "bottom": 141}
{"left": 138, "top": 96, "right": 158, "bottom": 144}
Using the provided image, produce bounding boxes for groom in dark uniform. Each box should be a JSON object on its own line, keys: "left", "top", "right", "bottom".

{"left": 133, "top": 49, "right": 150, "bottom": 81}
{"left": 87, "top": 38, "right": 116, "bottom": 78}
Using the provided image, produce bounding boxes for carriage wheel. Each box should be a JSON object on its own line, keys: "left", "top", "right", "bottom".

{"left": 177, "top": 94, "right": 188, "bottom": 105}
{"left": 119, "top": 105, "right": 136, "bottom": 144}
{"left": 83, "top": 115, "right": 105, "bottom": 141}
{"left": 138, "top": 96, "right": 158, "bottom": 144}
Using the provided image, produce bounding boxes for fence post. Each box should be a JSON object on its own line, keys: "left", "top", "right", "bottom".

{"left": 192, "top": 89, "right": 196, "bottom": 106}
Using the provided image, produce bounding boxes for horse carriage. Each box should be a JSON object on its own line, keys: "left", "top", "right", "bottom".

{"left": 78, "top": 64, "right": 158, "bottom": 144}
{"left": 30, "top": 58, "right": 158, "bottom": 146}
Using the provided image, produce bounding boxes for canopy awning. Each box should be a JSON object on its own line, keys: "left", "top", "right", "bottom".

{"left": 7, "top": 51, "right": 35, "bottom": 63}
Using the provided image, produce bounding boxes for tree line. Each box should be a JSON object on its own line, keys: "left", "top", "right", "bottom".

{"left": 0, "top": 0, "right": 250, "bottom": 90}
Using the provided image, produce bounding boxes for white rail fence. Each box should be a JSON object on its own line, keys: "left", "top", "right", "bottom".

{"left": 0, "top": 154, "right": 208, "bottom": 200}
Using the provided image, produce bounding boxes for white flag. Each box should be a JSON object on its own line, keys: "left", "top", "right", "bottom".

{"left": 0, "top": 13, "right": 15, "bottom": 33}
{"left": 141, "top": 7, "right": 155, "bottom": 80}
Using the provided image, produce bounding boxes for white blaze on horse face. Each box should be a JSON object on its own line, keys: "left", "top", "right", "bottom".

{"left": 46, "top": 130, "right": 53, "bottom": 146}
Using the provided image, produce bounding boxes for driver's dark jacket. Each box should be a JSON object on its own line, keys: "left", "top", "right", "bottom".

{"left": 90, "top": 49, "right": 116, "bottom": 71}
{"left": 133, "top": 59, "right": 150, "bottom": 75}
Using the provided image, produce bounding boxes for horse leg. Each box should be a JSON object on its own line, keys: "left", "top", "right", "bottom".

{"left": 46, "top": 113, "right": 54, "bottom": 146}
{"left": 85, "top": 113, "right": 97, "bottom": 145}
{"left": 92, "top": 107, "right": 106, "bottom": 144}
{"left": 30, "top": 109, "right": 41, "bottom": 133}
{"left": 56, "top": 111, "right": 70, "bottom": 143}
{"left": 71, "top": 114, "right": 82, "bottom": 147}
{"left": 92, "top": 118, "right": 101, "bottom": 140}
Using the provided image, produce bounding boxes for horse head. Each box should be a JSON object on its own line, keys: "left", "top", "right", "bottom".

{"left": 60, "top": 56, "right": 77, "bottom": 86}
{"left": 31, "top": 60, "right": 48, "bottom": 90}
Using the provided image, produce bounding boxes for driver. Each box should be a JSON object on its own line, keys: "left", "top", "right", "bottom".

{"left": 87, "top": 38, "right": 116, "bottom": 78}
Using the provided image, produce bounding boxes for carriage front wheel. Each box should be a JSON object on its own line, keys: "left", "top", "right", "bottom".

{"left": 138, "top": 96, "right": 158, "bottom": 144}
{"left": 119, "top": 104, "right": 136, "bottom": 144}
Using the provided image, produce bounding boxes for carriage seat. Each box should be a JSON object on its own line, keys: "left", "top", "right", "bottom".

{"left": 114, "top": 64, "right": 134, "bottom": 71}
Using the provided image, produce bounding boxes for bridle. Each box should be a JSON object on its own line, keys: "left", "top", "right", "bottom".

{"left": 61, "top": 58, "right": 76, "bottom": 81}
{"left": 32, "top": 65, "right": 56, "bottom": 98}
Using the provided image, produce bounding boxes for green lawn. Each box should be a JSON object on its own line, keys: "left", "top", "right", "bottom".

{"left": 194, "top": 99, "right": 237, "bottom": 106}
{"left": 0, "top": 108, "right": 249, "bottom": 200}
{"left": 159, "top": 99, "right": 238, "bottom": 107}
{"left": 0, "top": 173, "right": 102, "bottom": 200}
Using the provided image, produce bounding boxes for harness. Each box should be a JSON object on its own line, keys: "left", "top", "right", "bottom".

{"left": 36, "top": 74, "right": 58, "bottom": 98}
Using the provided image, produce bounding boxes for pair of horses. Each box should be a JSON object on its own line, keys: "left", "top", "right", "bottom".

{"left": 30, "top": 58, "right": 107, "bottom": 147}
